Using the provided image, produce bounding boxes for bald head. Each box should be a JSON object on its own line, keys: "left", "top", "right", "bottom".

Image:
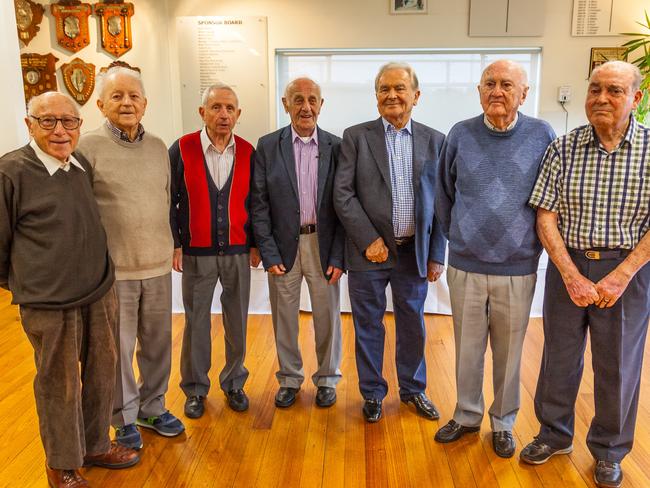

{"left": 481, "top": 60, "right": 528, "bottom": 86}
{"left": 27, "top": 91, "right": 79, "bottom": 118}
{"left": 478, "top": 59, "right": 529, "bottom": 130}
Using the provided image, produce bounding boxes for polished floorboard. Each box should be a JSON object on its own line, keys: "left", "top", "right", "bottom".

{"left": 1, "top": 288, "right": 649, "bottom": 488}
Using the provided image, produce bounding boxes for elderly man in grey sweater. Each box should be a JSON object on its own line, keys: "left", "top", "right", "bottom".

{"left": 77, "top": 66, "right": 184, "bottom": 450}
{"left": 433, "top": 60, "right": 555, "bottom": 457}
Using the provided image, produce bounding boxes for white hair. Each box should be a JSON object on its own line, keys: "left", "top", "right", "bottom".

{"left": 27, "top": 91, "right": 80, "bottom": 117}
{"left": 375, "top": 62, "right": 419, "bottom": 91}
{"left": 201, "top": 82, "right": 239, "bottom": 107}
{"left": 97, "top": 66, "right": 146, "bottom": 100}
{"left": 590, "top": 60, "right": 643, "bottom": 91}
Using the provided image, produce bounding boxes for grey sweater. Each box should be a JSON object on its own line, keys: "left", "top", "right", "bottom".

{"left": 435, "top": 113, "right": 556, "bottom": 275}
{"left": 0, "top": 145, "right": 114, "bottom": 308}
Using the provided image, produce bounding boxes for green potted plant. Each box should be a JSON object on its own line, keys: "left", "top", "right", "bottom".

{"left": 622, "top": 11, "right": 650, "bottom": 124}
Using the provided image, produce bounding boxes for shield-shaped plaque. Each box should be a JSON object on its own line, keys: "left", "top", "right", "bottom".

{"left": 61, "top": 57, "right": 95, "bottom": 105}
{"left": 51, "top": 0, "right": 91, "bottom": 53}
{"left": 94, "top": 1, "right": 134, "bottom": 58}
{"left": 21, "top": 53, "right": 59, "bottom": 104}
{"left": 15, "top": 0, "right": 45, "bottom": 47}
{"left": 99, "top": 60, "right": 140, "bottom": 74}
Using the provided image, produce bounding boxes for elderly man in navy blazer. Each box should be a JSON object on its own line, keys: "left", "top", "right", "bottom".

{"left": 334, "top": 62, "right": 446, "bottom": 423}
{"left": 252, "top": 78, "right": 344, "bottom": 409}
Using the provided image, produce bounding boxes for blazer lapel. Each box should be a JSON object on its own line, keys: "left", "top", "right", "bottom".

{"left": 411, "top": 120, "right": 428, "bottom": 193}
{"left": 316, "top": 127, "right": 331, "bottom": 211}
{"left": 367, "top": 118, "right": 391, "bottom": 188}
{"left": 280, "top": 125, "right": 299, "bottom": 199}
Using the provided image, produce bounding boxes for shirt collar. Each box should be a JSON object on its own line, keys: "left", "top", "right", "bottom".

{"left": 483, "top": 112, "right": 518, "bottom": 132}
{"left": 382, "top": 117, "right": 412, "bottom": 135}
{"left": 106, "top": 120, "right": 145, "bottom": 143}
{"left": 291, "top": 125, "right": 319, "bottom": 145}
{"left": 581, "top": 115, "right": 638, "bottom": 149}
{"left": 200, "top": 127, "right": 235, "bottom": 155}
{"left": 29, "top": 139, "right": 85, "bottom": 176}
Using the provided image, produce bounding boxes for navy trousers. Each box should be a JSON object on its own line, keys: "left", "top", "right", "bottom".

{"left": 535, "top": 253, "right": 650, "bottom": 462}
{"left": 348, "top": 241, "right": 428, "bottom": 400}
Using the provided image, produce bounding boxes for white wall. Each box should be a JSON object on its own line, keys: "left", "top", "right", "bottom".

{"left": 8, "top": 0, "right": 648, "bottom": 144}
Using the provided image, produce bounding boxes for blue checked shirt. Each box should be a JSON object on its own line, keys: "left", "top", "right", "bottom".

{"left": 383, "top": 118, "right": 415, "bottom": 238}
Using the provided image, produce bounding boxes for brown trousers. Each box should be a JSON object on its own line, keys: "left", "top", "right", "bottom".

{"left": 20, "top": 286, "right": 118, "bottom": 469}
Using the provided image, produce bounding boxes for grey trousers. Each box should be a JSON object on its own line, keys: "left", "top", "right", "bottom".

{"left": 21, "top": 286, "right": 118, "bottom": 469}
{"left": 267, "top": 232, "right": 342, "bottom": 389}
{"left": 535, "top": 256, "right": 650, "bottom": 463}
{"left": 180, "top": 253, "right": 250, "bottom": 397}
{"left": 113, "top": 273, "right": 172, "bottom": 426}
{"left": 447, "top": 266, "right": 536, "bottom": 432}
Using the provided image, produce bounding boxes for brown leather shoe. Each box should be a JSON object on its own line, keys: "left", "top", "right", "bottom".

{"left": 83, "top": 441, "right": 140, "bottom": 469}
{"left": 45, "top": 465, "right": 89, "bottom": 487}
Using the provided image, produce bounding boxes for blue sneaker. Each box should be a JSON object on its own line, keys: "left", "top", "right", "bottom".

{"left": 114, "top": 423, "right": 143, "bottom": 450}
{"left": 136, "top": 411, "right": 185, "bottom": 437}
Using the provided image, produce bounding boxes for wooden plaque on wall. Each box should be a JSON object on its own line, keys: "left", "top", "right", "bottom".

{"left": 94, "top": 1, "right": 135, "bottom": 58}
{"left": 51, "top": 0, "right": 92, "bottom": 53}
{"left": 21, "top": 53, "right": 59, "bottom": 103}
{"left": 15, "top": 0, "right": 45, "bottom": 47}
{"left": 61, "top": 57, "right": 95, "bottom": 105}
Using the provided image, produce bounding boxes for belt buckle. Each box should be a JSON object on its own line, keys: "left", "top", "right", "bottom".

{"left": 585, "top": 250, "right": 601, "bottom": 260}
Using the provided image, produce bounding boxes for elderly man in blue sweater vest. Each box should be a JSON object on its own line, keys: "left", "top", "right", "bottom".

{"left": 434, "top": 60, "right": 556, "bottom": 457}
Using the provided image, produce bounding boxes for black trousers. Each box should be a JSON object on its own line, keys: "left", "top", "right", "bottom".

{"left": 534, "top": 253, "right": 649, "bottom": 462}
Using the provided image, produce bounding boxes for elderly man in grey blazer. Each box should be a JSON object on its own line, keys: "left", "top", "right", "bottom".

{"left": 334, "top": 62, "right": 446, "bottom": 423}
{"left": 251, "top": 77, "right": 344, "bottom": 408}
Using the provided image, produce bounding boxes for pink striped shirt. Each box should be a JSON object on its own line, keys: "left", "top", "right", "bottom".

{"left": 291, "top": 126, "right": 319, "bottom": 226}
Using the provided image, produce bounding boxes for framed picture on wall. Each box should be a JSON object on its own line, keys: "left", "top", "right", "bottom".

{"left": 390, "top": 0, "right": 427, "bottom": 15}
{"left": 589, "top": 47, "right": 627, "bottom": 76}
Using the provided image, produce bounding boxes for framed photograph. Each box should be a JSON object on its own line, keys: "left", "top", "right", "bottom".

{"left": 589, "top": 47, "right": 627, "bottom": 76}
{"left": 390, "top": 0, "right": 427, "bottom": 15}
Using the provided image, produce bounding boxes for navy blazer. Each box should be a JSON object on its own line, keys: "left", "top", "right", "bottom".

{"left": 333, "top": 117, "right": 446, "bottom": 277}
{"left": 251, "top": 125, "right": 344, "bottom": 275}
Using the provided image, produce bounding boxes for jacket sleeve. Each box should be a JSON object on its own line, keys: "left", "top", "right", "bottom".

{"left": 250, "top": 140, "right": 283, "bottom": 269}
{"left": 333, "top": 128, "right": 381, "bottom": 253}
{"left": 434, "top": 135, "right": 457, "bottom": 240}
{"left": 327, "top": 140, "right": 345, "bottom": 269}
{"left": 168, "top": 140, "right": 183, "bottom": 249}
{"left": 0, "top": 174, "right": 14, "bottom": 289}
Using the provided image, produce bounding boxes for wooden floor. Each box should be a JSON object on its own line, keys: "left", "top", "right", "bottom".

{"left": 1, "top": 289, "right": 650, "bottom": 488}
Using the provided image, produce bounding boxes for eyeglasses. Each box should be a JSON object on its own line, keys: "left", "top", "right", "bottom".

{"left": 29, "top": 115, "right": 81, "bottom": 130}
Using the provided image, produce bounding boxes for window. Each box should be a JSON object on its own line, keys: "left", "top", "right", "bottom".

{"left": 276, "top": 48, "right": 541, "bottom": 136}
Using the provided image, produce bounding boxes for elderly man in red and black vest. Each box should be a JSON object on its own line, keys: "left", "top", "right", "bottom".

{"left": 169, "top": 82, "right": 261, "bottom": 419}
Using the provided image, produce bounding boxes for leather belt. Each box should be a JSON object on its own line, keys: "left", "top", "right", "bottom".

{"left": 394, "top": 235, "right": 414, "bottom": 246}
{"left": 568, "top": 248, "right": 630, "bottom": 260}
{"left": 299, "top": 224, "right": 317, "bottom": 235}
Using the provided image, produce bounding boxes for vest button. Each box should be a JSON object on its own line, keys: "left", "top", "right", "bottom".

{"left": 218, "top": 251, "right": 224, "bottom": 256}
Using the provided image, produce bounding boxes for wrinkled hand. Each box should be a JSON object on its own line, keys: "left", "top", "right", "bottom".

{"left": 326, "top": 265, "right": 343, "bottom": 285}
{"left": 365, "top": 237, "right": 388, "bottom": 263}
{"left": 249, "top": 248, "right": 262, "bottom": 268}
{"left": 427, "top": 261, "right": 444, "bottom": 282}
{"left": 268, "top": 264, "right": 287, "bottom": 275}
{"left": 173, "top": 248, "right": 183, "bottom": 272}
{"left": 594, "top": 267, "right": 631, "bottom": 308}
{"left": 563, "top": 272, "right": 600, "bottom": 307}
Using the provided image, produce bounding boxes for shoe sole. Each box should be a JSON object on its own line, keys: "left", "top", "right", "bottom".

{"left": 136, "top": 420, "right": 185, "bottom": 437}
{"left": 494, "top": 447, "right": 515, "bottom": 459}
{"left": 434, "top": 427, "right": 480, "bottom": 443}
{"left": 275, "top": 397, "right": 297, "bottom": 408}
{"left": 400, "top": 398, "right": 440, "bottom": 420}
{"left": 520, "top": 445, "right": 573, "bottom": 465}
{"left": 593, "top": 472, "right": 622, "bottom": 488}
{"left": 83, "top": 455, "right": 140, "bottom": 469}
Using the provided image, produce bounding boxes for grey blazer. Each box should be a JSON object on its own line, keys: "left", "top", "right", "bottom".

{"left": 251, "top": 125, "right": 344, "bottom": 275}
{"left": 333, "top": 117, "right": 446, "bottom": 276}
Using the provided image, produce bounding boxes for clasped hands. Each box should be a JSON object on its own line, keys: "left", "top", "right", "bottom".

{"left": 563, "top": 267, "right": 630, "bottom": 308}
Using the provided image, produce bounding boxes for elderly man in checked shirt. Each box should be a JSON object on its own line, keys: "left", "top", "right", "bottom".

{"left": 521, "top": 61, "right": 650, "bottom": 488}
{"left": 334, "top": 62, "right": 446, "bottom": 423}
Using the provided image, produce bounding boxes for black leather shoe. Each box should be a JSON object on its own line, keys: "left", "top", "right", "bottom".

{"left": 226, "top": 389, "right": 249, "bottom": 412}
{"left": 401, "top": 393, "right": 439, "bottom": 420}
{"left": 492, "top": 431, "right": 516, "bottom": 458}
{"left": 275, "top": 387, "right": 299, "bottom": 408}
{"left": 594, "top": 460, "right": 623, "bottom": 488}
{"left": 184, "top": 395, "right": 205, "bottom": 419}
{"left": 434, "top": 419, "right": 480, "bottom": 443}
{"left": 315, "top": 387, "right": 336, "bottom": 408}
{"left": 362, "top": 399, "right": 382, "bottom": 423}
